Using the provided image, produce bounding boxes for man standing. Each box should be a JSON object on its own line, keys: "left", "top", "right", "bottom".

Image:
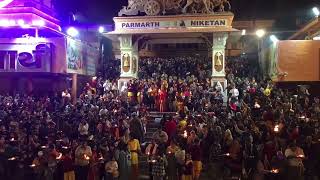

{"left": 129, "top": 113, "right": 145, "bottom": 143}
{"left": 229, "top": 85, "right": 239, "bottom": 99}
{"left": 78, "top": 120, "right": 89, "bottom": 139}
{"left": 152, "top": 127, "right": 168, "bottom": 145}
{"left": 75, "top": 141, "right": 92, "bottom": 180}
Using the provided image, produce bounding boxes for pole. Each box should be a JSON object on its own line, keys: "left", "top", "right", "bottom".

{"left": 71, "top": 73, "right": 77, "bottom": 105}
{"left": 35, "top": 28, "right": 39, "bottom": 38}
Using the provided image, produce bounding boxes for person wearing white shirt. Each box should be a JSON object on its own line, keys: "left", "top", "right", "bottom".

{"left": 99, "top": 106, "right": 108, "bottom": 116}
{"left": 229, "top": 86, "right": 239, "bottom": 98}
{"left": 103, "top": 80, "right": 112, "bottom": 92}
{"left": 78, "top": 121, "right": 89, "bottom": 137}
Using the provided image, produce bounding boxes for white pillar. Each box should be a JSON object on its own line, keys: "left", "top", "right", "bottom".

{"left": 211, "top": 33, "right": 228, "bottom": 104}
{"left": 118, "top": 35, "right": 139, "bottom": 90}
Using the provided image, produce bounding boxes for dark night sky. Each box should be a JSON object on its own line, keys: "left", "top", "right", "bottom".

{"left": 54, "top": 0, "right": 318, "bottom": 29}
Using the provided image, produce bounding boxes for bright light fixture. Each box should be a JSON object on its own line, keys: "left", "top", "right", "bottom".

{"left": 313, "top": 7, "right": 320, "bottom": 17}
{"left": 313, "top": 36, "right": 320, "bottom": 40}
{"left": 0, "top": 19, "right": 9, "bottom": 27}
{"left": 256, "top": 29, "right": 266, "bottom": 38}
{"left": 270, "top": 35, "right": 279, "bottom": 43}
{"left": 241, "top": 29, "right": 246, "bottom": 36}
{"left": 32, "top": 20, "right": 45, "bottom": 27}
{"left": 67, "top": 27, "right": 79, "bottom": 37}
{"left": 0, "top": 0, "right": 14, "bottom": 8}
{"left": 98, "top": 26, "right": 104, "bottom": 33}
{"left": 17, "top": 19, "right": 25, "bottom": 26}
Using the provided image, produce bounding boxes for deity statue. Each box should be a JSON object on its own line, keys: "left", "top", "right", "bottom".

{"left": 132, "top": 57, "right": 137, "bottom": 74}
{"left": 118, "top": 0, "right": 231, "bottom": 16}
{"left": 214, "top": 52, "right": 224, "bottom": 72}
{"left": 122, "top": 53, "right": 130, "bottom": 73}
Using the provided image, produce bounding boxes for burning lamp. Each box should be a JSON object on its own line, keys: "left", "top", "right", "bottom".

{"left": 84, "top": 154, "right": 90, "bottom": 160}
{"left": 274, "top": 125, "right": 279, "bottom": 133}
{"left": 8, "top": 157, "right": 17, "bottom": 161}
{"left": 270, "top": 169, "right": 279, "bottom": 174}
{"left": 56, "top": 153, "right": 62, "bottom": 160}
{"left": 183, "top": 130, "right": 188, "bottom": 138}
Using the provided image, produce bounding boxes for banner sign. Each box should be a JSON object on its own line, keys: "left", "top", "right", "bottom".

{"left": 66, "top": 37, "right": 98, "bottom": 76}
{"left": 116, "top": 19, "right": 228, "bottom": 30}
{"left": 0, "top": 42, "right": 52, "bottom": 72}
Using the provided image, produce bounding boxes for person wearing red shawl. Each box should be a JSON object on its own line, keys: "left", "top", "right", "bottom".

{"left": 158, "top": 86, "right": 167, "bottom": 112}
{"left": 165, "top": 117, "right": 177, "bottom": 141}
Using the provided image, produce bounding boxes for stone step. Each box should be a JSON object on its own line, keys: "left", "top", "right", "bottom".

{"left": 138, "top": 175, "right": 150, "bottom": 180}
{"left": 146, "top": 122, "right": 160, "bottom": 129}
{"left": 145, "top": 132, "right": 154, "bottom": 138}
{"left": 147, "top": 127, "right": 158, "bottom": 132}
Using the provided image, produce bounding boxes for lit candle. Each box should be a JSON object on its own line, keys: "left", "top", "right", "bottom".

{"left": 297, "top": 154, "right": 305, "bottom": 158}
{"left": 41, "top": 145, "right": 48, "bottom": 149}
{"left": 225, "top": 153, "right": 230, "bottom": 157}
{"left": 84, "top": 154, "right": 90, "bottom": 160}
{"left": 10, "top": 138, "right": 15, "bottom": 142}
{"left": 274, "top": 125, "right": 279, "bottom": 133}
{"left": 270, "top": 169, "right": 279, "bottom": 174}
{"left": 183, "top": 130, "right": 188, "bottom": 138}
{"left": 56, "top": 153, "right": 62, "bottom": 160}
{"left": 8, "top": 157, "right": 16, "bottom": 161}
{"left": 30, "top": 164, "right": 36, "bottom": 167}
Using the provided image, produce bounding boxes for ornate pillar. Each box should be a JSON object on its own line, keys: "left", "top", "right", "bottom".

{"left": 118, "top": 35, "right": 139, "bottom": 90}
{"left": 211, "top": 33, "right": 228, "bottom": 101}
{"left": 71, "top": 73, "right": 77, "bottom": 105}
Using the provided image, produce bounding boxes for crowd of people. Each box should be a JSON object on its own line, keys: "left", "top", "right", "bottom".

{"left": 0, "top": 55, "right": 319, "bottom": 180}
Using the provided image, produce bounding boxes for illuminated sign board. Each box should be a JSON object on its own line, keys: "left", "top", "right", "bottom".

{"left": 0, "top": 43, "right": 52, "bottom": 72}
{"left": 0, "top": 0, "right": 13, "bottom": 8}
{"left": 116, "top": 19, "right": 228, "bottom": 30}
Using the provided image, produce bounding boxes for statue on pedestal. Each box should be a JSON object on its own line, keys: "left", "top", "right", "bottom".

{"left": 118, "top": 0, "right": 231, "bottom": 16}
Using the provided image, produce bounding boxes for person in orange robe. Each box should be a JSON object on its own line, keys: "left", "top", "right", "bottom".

{"left": 158, "top": 86, "right": 167, "bottom": 112}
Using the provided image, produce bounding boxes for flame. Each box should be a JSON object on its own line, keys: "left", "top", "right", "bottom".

{"left": 84, "top": 154, "right": 90, "bottom": 160}
{"left": 8, "top": 157, "right": 16, "bottom": 161}
{"left": 56, "top": 153, "right": 62, "bottom": 160}
{"left": 183, "top": 130, "right": 188, "bottom": 138}
{"left": 297, "top": 154, "right": 305, "bottom": 158}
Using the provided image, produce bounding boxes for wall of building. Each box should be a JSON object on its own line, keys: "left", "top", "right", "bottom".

{"left": 273, "top": 40, "right": 320, "bottom": 82}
